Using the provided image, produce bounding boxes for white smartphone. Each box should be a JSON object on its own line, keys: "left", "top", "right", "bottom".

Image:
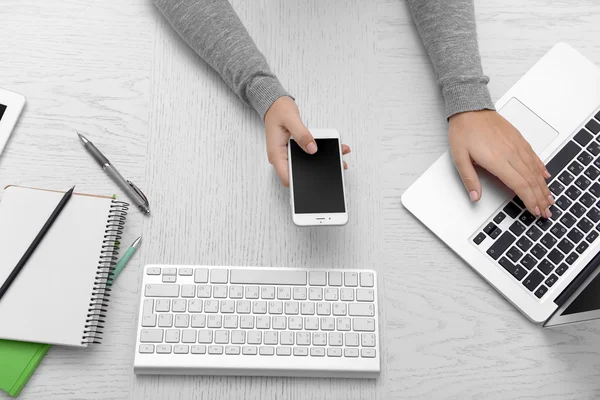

{"left": 288, "top": 129, "right": 348, "bottom": 226}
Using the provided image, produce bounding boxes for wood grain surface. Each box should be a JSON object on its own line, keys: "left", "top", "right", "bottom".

{"left": 1, "top": 0, "right": 599, "bottom": 399}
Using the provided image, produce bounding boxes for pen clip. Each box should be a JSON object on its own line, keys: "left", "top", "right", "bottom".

{"left": 127, "top": 180, "right": 149, "bottom": 205}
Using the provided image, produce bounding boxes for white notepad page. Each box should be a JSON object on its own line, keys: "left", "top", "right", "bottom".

{"left": 0, "top": 186, "right": 113, "bottom": 347}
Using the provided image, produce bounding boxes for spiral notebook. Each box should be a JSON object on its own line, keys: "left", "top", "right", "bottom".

{"left": 0, "top": 186, "right": 128, "bottom": 347}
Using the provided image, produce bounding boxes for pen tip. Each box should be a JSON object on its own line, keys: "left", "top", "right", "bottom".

{"left": 77, "top": 133, "right": 88, "bottom": 144}
{"left": 70, "top": 185, "right": 76, "bottom": 191}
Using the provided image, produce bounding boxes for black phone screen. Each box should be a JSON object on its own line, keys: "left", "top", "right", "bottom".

{"left": 290, "top": 138, "right": 345, "bottom": 214}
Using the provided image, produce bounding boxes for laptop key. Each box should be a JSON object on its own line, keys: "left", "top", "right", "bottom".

{"left": 550, "top": 224, "right": 567, "bottom": 239}
{"left": 574, "top": 129, "right": 593, "bottom": 146}
{"left": 590, "top": 183, "right": 600, "bottom": 197}
{"left": 473, "top": 232, "right": 486, "bottom": 245}
{"left": 526, "top": 226, "right": 543, "bottom": 241}
{"left": 483, "top": 222, "right": 497, "bottom": 235}
{"left": 545, "top": 274, "right": 558, "bottom": 287}
{"left": 516, "top": 236, "right": 533, "bottom": 252}
{"left": 570, "top": 203, "right": 586, "bottom": 218}
{"left": 559, "top": 213, "right": 577, "bottom": 228}
{"left": 586, "top": 207, "right": 600, "bottom": 223}
{"left": 506, "top": 246, "right": 523, "bottom": 263}
{"left": 576, "top": 241, "right": 589, "bottom": 254}
{"left": 520, "top": 254, "right": 537, "bottom": 270}
{"left": 549, "top": 180, "right": 566, "bottom": 195}
{"left": 588, "top": 141, "right": 600, "bottom": 156}
{"left": 523, "top": 270, "right": 544, "bottom": 292}
{"left": 580, "top": 193, "right": 595, "bottom": 208}
{"left": 547, "top": 249, "right": 564, "bottom": 265}
{"left": 558, "top": 171, "right": 575, "bottom": 186}
{"left": 530, "top": 244, "right": 547, "bottom": 260}
{"left": 565, "top": 252, "right": 579, "bottom": 265}
{"left": 513, "top": 196, "right": 525, "bottom": 209}
{"left": 499, "top": 257, "right": 527, "bottom": 281}
{"left": 493, "top": 212, "right": 506, "bottom": 224}
{"left": 586, "top": 119, "right": 600, "bottom": 134}
{"left": 574, "top": 176, "right": 590, "bottom": 191}
{"left": 596, "top": 110, "right": 600, "bottom": 121}
{"left": 565, "top": 186, "right": 581, "bottom": 201}
{"left": 556, "top": 264, "right": 569, "bottom": 276}
{"left": 555, "top": 195, "right": 572, "bottom": 211}
{"left": 577, "top": 151, "right": 594, "bottom": 166}
{"left": 567, "top": 228, "right": 584, "bottom": 243}
{"left": 535, "top": 285, "right": 548, "bottom": 299}
{"left": 486, "top": 232, "right": 516, "bottom": 260}
{"left": 548, "top": 205, "right": 562, "bottom": 221}
{"left": 546, "top": 141, "right": 580, "bottom": 177}
{"left": 509, "top": 221, "right": 526, "bottom": 236}
{"left": 519, "top": 211, "right": 536, "bottom": 226}
{"left": 535, "top": 218, "right": 552, "bottom": 231}
{"left": 503, "top": 202, "right": 522, "bottom": 219}
{"left": 557, "top": 238, "right": 574, "bottom": 254}
{"left": 540, "top": 233, "right": 557, "bottom": 249}
{"left": 577, "top": 217, "right": 594, "bottom": 233}
{"left": 538, "top": 259, "right": 554, "bottom": 275}
{"left": 568, "top": 161, "right": 584, "bottom": 176}
{"left": 584, "top": 165, "right": 600, "bottom": 180}
{"left": 586, "top": 230, "right": 599, "bottom": 243}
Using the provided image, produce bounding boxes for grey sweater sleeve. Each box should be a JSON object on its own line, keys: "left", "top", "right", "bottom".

{"left": 407, "top": 0, "right": 495, "bottom": 118}
{"left": 153, "top": 0, "right": 290, "bottom": 120}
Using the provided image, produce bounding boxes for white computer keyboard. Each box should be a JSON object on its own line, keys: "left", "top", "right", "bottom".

{"left": 134, "top": 265, "right": 380, "bottom": 378}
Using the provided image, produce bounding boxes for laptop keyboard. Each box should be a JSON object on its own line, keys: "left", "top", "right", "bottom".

{"left": 472, "top": 109, "right": 600, "bottom": 300}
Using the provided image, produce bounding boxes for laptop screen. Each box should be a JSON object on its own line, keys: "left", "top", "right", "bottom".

{"left": 562, "top": 271, "right": 600, "bottom": 315}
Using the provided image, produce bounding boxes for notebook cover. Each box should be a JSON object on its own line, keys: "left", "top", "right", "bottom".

{"left": 0, "top": 340, "right": 50, "bottom": 397}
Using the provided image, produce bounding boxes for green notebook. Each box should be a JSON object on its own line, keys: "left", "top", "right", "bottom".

{"left": 0, "top": 340, "right": 50, "bottom": 397}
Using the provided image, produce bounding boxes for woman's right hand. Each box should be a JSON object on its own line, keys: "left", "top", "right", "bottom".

{"left": 448, "top": 110, "right": 553, "bottom": 218}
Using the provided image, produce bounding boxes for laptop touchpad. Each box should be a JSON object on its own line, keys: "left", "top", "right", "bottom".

{"left": 498, "top": 97, "right": 558, "bottom": 155}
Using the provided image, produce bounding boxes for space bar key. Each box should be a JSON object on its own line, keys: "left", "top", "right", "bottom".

{"left": 230, "top": 269, "right": 307, "bottom": 285}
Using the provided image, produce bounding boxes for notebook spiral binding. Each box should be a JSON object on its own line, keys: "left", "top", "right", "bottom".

{"left": 81, "top": 200, "right": 129, "bottom": 345}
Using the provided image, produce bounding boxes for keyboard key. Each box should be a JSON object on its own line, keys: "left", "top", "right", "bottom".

{"left": 243, "top": 346, "right": 258, "bottom": 355}
{"left": 179, "top": 268, "right": 193, "bottom": 276}
{"left": 520, "top": 254, "right": 537, "bottom": 270}
{"left": 503, "top": 202, "right": 522, "bottom": 218}
{"left": 571, "top": 203, "right": 586, "bottom": 218}
{"left": 586, "top": 119, "right": 600, "bottom": 134}
{"left": 587, "top": 208, "right": 600, "bottom": 223}
{"left": 493, "top": 212, "right": 506, "bottom": 224}
{"left": 530, "top": 244, "right": 547, "bottom": 260}
{"left": 574, "top": 176, "right": 591, "bottom": 191}
{"left": 526, "top": 226, "right": 543, "bottom": 241}
{"left": 545, "top": 274, "right": 558, "bottom": 287}
{"left": 360, "top": 272, "right": 374, "bottom": 287}
{"left": 344, "top": 349, "right": 359, "bottom": 358}
{"left": 293, "top": 347, "right": 308, "bottom": 356}
{"left": 550, "top": 180, "right": 566, "bottom": 195}
{"left": 550, "top": 224, "right": 567, "bottom": 239}
{"left": 586, "top": 230, "right": 599, "bottom": 243}
{"left": 588, "top": 141, "right": 600, "bottom": 156}
{"left": 589, "top": 183, "right": 600, "bottom": 197}
{"left": 555, "top": 195, "right": 572, "bottom": 211}
{"left": 585, "top": 165, "right": 600, "bottom": 180}
{"left": 276, "top": 346, "right": 292, "bottom": 356}
{"left": 547, "top": 249, "right": 564, "bottom": 265}
{"left": 513, "top": 196, "right": 525, "bottom": 208}
{"left": 210, "top": 269, "right": 228, "bottom": 283}
{"left": 147, "top": 267, "right": 161, "bottom": 275}
{"left": 577, "top": 218, "right": 594, "bottom": 233}
{"left": 194, "top": 268, "right": 209, "bottom": 283}
{"left": 473, "top": 232, "right": 486, "bottom": 245}
{"left": 523, "top": 270, "right": 544, "bottom": 292}
{"left": 348, "top": 303, "right": 375, "bottom": 317}
{"left": 328, "top": 272, "right": 342, "bottom": 286}
{"left": 486, "top": 232, "right": 516, "bottom": 260}
{"left": 549, "top": 205, "right": 562, "bottom": 221}
{"left": 574, "top": 129, "right": 593, "bottom": 146}
{"left": 156, "top": 344, "right": 172, "bottom": 354}
{"left": 516, "top": 236, "right": 533, "bottom": 252}
{"left": 145, "top": 284, "right": 179, "bottom": 298}
{"left": 139, "top": 344, "right": 155, "bottom": 354}
{"left": 353, "top": 318, "right": 376, "bottom": 332}
{"left": 519, "top": 211, "right": 536, "bottom": 226}
{"left": 580, "top": 193, "right": 595, "bottom": 209}
{"left": 162, "top": 276, "right": 176, "bottom": 283}
{"left": 209, "top": 345, "right": 224, "bottom": 355}
{"left": 567, "top": 228, "right": 584, "bottom": 244}
{"left": 560, "top": 213, "right": 577, "bottom": 228}
{"left": 506, "top": 247, "right": 523, "bottom": 263}
{"left": 577, "top": 151, "right": 594, "bottom": 166}
{"left": 309, "top": 271, "right": 327, "bottom": 286}
{"left": 565, "top": 186, "right": 581, "bottom": 201}
{"left": 568, "top": 161, "right": 584, "bottom": 176}
{"left": 558, "top": 171, "right": 575, "bottom": 186}
{"left": 163, "top": 268, "right": 177, "bottom": 276}
{"left": 174, "top": 345, "right": 189, "bottom": 354}
{"left": 540, "top": 233, "right": 557, "bottom": 249}
{"left": 226, "top": 346, "right": 241, "bottom": 355}
{"left": 344, "top": 272, "right": 358, "bottom": 287}
{"left": 547, "top": 141, "right": 581, "bottom": 177}
{"left": 509, "top": 221, "right": 526, "bottom": 236}
{"left": 576, "top": 241, "right": 589, "bottom": 254}
{"left": 499, "top": 257, "right": 527, "bottom": 280}
{"left": 556, "top": 264, "right": 569, "bottom": 276}
{"left": 566, "top": 252, "right": 579, "bottom": 265}
{"left": 327, "top": 348, "right": 342, "bottom": 357}
{"left": 361, "top": 349, "right": 377, "bottom": 358}
{"left": 140, "top": 329, "right": 163, "bottom": 343}
{"left": 596, "top": 111, "right": 600, "bottom": 121}
{"left": 535, "top": 218, "right": 553, "bottom": 231}
{"left": 538, "top": 259, "right": 554, "bottom": 275}
{"left": 535, "top": 285, "right": 548, "bottom": 299}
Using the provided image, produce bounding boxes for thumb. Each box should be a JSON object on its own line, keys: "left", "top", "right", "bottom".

{"left": 452, "top": 149, "right": 481, "bottom": 202}
{"left": 285, "top": 116, "right": 317, "bottom": 155}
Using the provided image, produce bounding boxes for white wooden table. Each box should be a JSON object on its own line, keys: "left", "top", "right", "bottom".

{"left": 1, "top": 0, "right": 599, "bottom": 398}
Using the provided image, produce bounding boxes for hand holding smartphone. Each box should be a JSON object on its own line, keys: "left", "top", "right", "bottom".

{"left": 288, "top": 129, "right": 348, "bottom": 226}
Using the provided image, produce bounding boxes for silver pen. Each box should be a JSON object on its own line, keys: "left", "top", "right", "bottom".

{"left": 77, "top": 133, "right": 150, "bottom": 214}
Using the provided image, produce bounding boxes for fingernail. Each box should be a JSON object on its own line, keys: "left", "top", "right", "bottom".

{"left": 544, "top": 170, "right": 551, "bottom": 179}
{"left": 469, "top": 191, "right": 479, "bottom": 202}
{"left": 548, "top": 194, "right": 554, "bottom": 205}
{"left": 546, "top": 208, "right": 552, "bottom": 218}
{"left": 534, "top": 206, "right": 541, "bottom": 216}
{"left": 306, "top": 141, "right": 318, "bottom": 155}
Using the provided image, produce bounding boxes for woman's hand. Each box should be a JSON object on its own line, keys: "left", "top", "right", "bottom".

{"left": 264, "top": 96, "right": 350, "bottom": 187}
{"left": 448, "top": 110, "right": 553, "bottom": 218}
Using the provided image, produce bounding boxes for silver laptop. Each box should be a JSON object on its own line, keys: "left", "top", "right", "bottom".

{"left": 402, "top": 43, "right": 600, "bottom": 326}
